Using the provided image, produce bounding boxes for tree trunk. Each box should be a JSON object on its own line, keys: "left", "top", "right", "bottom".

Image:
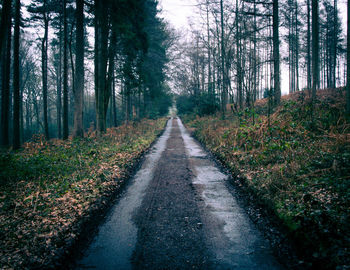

{"left": 236, "top": 0, "right": 243, "bottom": 108}
{"left": 13, "top": 0, "right": 21, "bottom": 150}
{"left": 112, "top": 71, "right": 117, "bottom": 126}
{"left": 0, "top": 4, "right": 11, "bottom": 147}
{"left": 253, "top": 0, "right": 257, "bottom": 103}
{"left": 312, "top": 0, "right": 319, "bottom": 105}
{"left": 273, "top": 0, "right": 280, "bottom": 105}
{"left": 295, "top": 0, "right": 299, "bottom": 92}
{"left": 69, "top": 27, "right": 75, "bottom": 97}
{"left": 104, "top": 30, "right": 116, "bottom": 119}
{"left": 206, "top": 2, "right": 212, "bottom": 98}
{"left": 220, "top": 0, "right": 227, "bottom": 116}
{"left": 63, "top": 0, "right": 69, "bottom": 139}
{"left": 95, "top": 0, "right": 109, "bottom": 133}
{"left": 346, "top": 0, "right": 350, "bottom": 115}
{"left": 0, "top": 0, "right": 11, "bottom": 56}
{"left": 332, "top": 0, "right": 337, "bottom": 88}
{"left": 42, "top": 1, "right": 50, "bottom": 140}
{"left": 73, "top": 0, "right": 84, "bottom": 138}
{"left": 57, "top": 13, "right": 63, "bottom": 139}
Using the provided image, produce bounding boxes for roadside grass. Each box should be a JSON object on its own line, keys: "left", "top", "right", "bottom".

{"left": 183, "top": 89, "right": 349, "bottom": 269}
{"left": 0, "top": 118, "right": 167, "bottom": 269}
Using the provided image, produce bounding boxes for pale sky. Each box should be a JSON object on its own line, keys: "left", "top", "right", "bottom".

{"left": 158, "top": 0, "right": 198, "bottom": 30}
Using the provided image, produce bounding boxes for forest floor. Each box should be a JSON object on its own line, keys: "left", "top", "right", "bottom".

{"left": 183, "top": 88, "right": 350, "bottom": 269}
{"left": 0, "top": 118, "right": 167, "bottom": 269}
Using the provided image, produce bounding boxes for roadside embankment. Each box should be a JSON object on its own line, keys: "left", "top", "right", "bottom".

{"left": 182, "top": 89, "right": 349, "bottom": 269}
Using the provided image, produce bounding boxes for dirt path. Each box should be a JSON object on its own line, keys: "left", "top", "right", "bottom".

{"left": 75, "top": 118, "right": 284, "bottom": 270}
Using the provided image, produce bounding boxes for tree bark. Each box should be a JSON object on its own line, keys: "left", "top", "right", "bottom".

{"left": 295, "top": 0, "right": 299, "bottom": 92}
{"left": 273, "top": 0, "right": 280, "bottom": 105}
{"left": 63, "top": 0, "right": 69, "bottom": 139}
{"left": 112, "top": 71, "right": 117, "bottom": 126}
{"left": 236, "top": 0, "right": 243, "bottom": 108}
{"left": 0, "top": 0, "right": 11, "bottom": 59}
{"left": 206, "top": 2, "right": 212, "bottom": 98}
{"left": 312, "top": 0, "right": 319, "bottom": 104}
{"left": 253, "top": 0, "right": 257, "bottom": 103}
{"left": 220, "top": 0, "right": 227, "bottom": 116}
{"left": 42, "top": 0, "right": 49, "bottom": 140}
{"left": 0, "top": 3, "right": 11, "bottom": 147}
{"left": 346, "top": 0, "right": 350, "bottom": 115}
{"left": 73, "top": 0, "right": 84, "bottom": 138}
{"left": 57, "top": 16, "right": 62, "bottom": 139}
{"left": 13, "top": 0, "right": 21, "bottom": 150}
{"left": 95, "top": 0, "right": 109, "bottom": 133}
{"left": 104, "top": 30, "right": 116, "bottom": 119}
{"left": 332, "top": 0, "right": 337, "bottom": 88}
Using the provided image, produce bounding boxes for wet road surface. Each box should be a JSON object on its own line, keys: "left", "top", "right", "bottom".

{"left": 75, "top": 118, "right": 284, "bottom": 270}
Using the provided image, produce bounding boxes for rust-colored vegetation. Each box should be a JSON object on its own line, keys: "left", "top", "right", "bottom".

{"left": 0, "top": 118, "right": 167, "bottom": 269}
{"left": 184, "top": 89, "right": 349, "bottom": 269}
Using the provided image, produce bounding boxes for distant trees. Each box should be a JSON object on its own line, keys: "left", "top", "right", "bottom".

{"left": 0, "top": 0, "right": 348, "bottom": 147}
{"left": 174, "top": 0, "right": 283, "bottom": 113}
{"left": 282, "top": 0, "right": 301, "bottom": 94}
{"left": 0, "top": 0, "right": 172, "bottom": 149}
{"left": 27, "top": 0, "right": 52, "bottom": 140}
{"left": 174, "top": 0, "right": 347, "bottom": 116}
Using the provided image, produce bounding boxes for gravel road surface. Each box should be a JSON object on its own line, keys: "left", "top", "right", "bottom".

{"left": 75, "top": 118, "right": 284, "bottom": 270}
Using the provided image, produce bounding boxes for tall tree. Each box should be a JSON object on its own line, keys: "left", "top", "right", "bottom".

{"left": 62, "top": 0, "right": 69, "bottom": 139}
{"left": 312, "top": 0, "right": 319, "bottom": 104}
{"left": 13, "top": 0, "right": 21, "bottom": 150}
{"left": 42, "top": 0, "right": 49, "bottom": 140}
{"left": 332, "top": 0, "right": 337, "bottom": 88}
{"left": 0, "top": 0, "right": 11, "bottom": 57}
{"left": 0, "top": 0, "right": 12, "bottom": 146}
{"left": 273, "top": 0, "right": 280, "bottom": 105}
{"left": 220, "top": 0, "right": 227, "bottom": 115}
{"left": 94, "top": 0, "right": 110, "bottom": 133}
{"left": 322, "top": 0, "right": 341, "bottom": 89}
{"left": 236, "top": 0, "right": 243, "bottom": 108}
{"left": 73, "top": 0, "right": 84, "bottom": 137}
{"left": 307, "top": 0, "right": 311, "bottom": 91}
{"left": 347, "top": 0, "right": 350, "bottom": 115}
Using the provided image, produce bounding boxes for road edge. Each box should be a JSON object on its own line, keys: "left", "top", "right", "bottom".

{"left": 52, "top": 118, "right": 171, "bottom": 270}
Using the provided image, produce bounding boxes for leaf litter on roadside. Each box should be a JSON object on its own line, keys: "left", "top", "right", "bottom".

{"left": 0, "top": 118, "right": 167, "bottom": 269}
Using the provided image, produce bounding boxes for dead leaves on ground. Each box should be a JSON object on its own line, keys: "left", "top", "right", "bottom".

{"left": 184, "top": 91, "right": 349, "bottom": 268}
{"left": 0, "top": 118, "right": 167, "bottom": 269}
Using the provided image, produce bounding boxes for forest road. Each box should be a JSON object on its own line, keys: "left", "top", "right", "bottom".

{"left": 75, "top": 118, "right": 284, "bottom": 270}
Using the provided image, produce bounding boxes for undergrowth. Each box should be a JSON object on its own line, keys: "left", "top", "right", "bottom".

{"left": 183, "top": 89, "right": 350, "bottom": 269}
{"left": 0, "top": 118, "right": 167, "bottom": 269}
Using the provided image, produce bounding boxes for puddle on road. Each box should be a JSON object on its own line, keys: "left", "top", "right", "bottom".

{"left": 75, "top": 119, "right": 173, "bottom": 270}
{"left": 177, "top": 118, "right": 283, "bottom": 269}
